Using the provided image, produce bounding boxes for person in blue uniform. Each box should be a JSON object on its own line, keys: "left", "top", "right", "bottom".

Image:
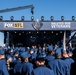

{"left": 0, "top": 49, "right": 9, "bottom": 75}
{"left": 0, "top": 70, "right": 4, "bottom": 75}
{"left": 6, "top": 55, "right": 12, "bottom": 70}
{"left": 29, "top": 48, "right": 37, "bottom": 60}
{"left": 48, "top": 48, "right": 68, "bottom": 75}
{"left": 32, "top": 53, "right": 54, "bottom": 75}
{"left": 14, "top": 61, "right": 22, "bottom": 75}
{"left": 6, "top": 55, "right": 15, "bottom": 75}
{"left": 20, "top": 51, "right": 33, "bottom": 75}
{"left": 29, "top": 48, "right": 37, "bottom": 68}
{"left": 45, "top": 45, "right": 55, "bottom": 65}
{"left": 62, "top": 49, "right": 74, "bottom": 75}
{"left": 14, "top": 51, "right": 33, "bottom": 75}
{"left": 70, "top": 48, "right": 76, "bottom": 75}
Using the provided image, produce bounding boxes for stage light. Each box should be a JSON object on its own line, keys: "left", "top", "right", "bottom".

{"left": 56, "top": 33, "right": 58, "bottom": 35}
{"left": 37, "top": 31, "right": 38, "bottom": 33}
{"left": 0, "top": 16, "right": 3, "bottom": 20}
{"left": 29, "top": 32, "right": 31, "bottom": 33}
{"left": 19, "top": 33, "right": 21, "bottom": 35}
{"left": 7, "top": 32, "right": 9, "bottom": 33}
{"left": 61, "top": 16, "right": 64, "bottom": 21}
{"left": 51, "top": 16, "right": 54, "bottom": 21}
{"left": 15, "top": 32, "right": 16, "bottom": 33}
{"left": 60, "top": 31, "right": 62, "bottom": 33}
{"left": 21, "top": 16, "right": 25, "bottom": 21}
{"left": 41, "top": 16, "right": 44, "bottom": 21}
{"left": 72, "top": 16, "right": 75, "bottom": 21}
{"left": 10, "top": 16, "right": 14, "bottom": 20}
{"left": 51, "top": 31, "right": 53, "bottom": 33}
{"left": 31, "top": 16, "right": 34, "bottom": 21}
{"left": 44, "top": 31, "right": 46, "bottom": 33}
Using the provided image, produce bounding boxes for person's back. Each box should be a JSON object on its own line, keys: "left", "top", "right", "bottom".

{"left": 45, "top": 55, "right": 55, "bottom": 62}
{"left": 0, "top": 70, "right": 4, "bottom": 75}
{"left": 48, "top": 58, "right": 68, "bottom": 75}
{"left": 0, "top": 59, "right": 9, "bottom": 75}
{"left": 14, "top": 62, "right": 22, "bottom": 75}
{"left": 32, "top": 52, "right": 54, "bottom": 75}
{"left": 18, "top": 52, "right": 33, "bottom": 75}
{"left": 48, "top": 48, "right": 68, "bottom": 75}
{"left": 0, "top": 50, "right": 9, "bottom": 75}
{"left": 32, "top": 66, "right": 54, "bottom": 75}
{"left": 21, "top": 62, "right": 33, "bottom": 75}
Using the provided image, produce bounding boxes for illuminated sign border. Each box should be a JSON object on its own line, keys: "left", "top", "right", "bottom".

{"left": 0, "top": 21, "right": 76, "bottom": 30}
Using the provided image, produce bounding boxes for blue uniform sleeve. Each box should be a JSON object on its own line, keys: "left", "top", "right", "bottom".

{"left": 51, "top": 70, "right": 55, "bottom": 75}
{"left": 0, "top": 70, "right": 4, "bottom": 75}
{"left": 3, "top": 64, "right": 9, "bottom": 75}
{"left": 21, "top": 63, "right": 33, "bottom": 75}
{"left": 27, "top": 64, "right": 33, "bottom": 75}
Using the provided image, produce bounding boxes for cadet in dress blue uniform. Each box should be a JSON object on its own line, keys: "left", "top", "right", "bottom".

{"left": 62, "top": 49, "right": 74, "bottom": 75}
{"left": 29, "top": 48, "right": 37, "bottom": 68}
{"left": 0, "top": 49, "right": 9, "bottom": 75}
{"left": 14, "top": 51, "right": 33, "bottom": 75}
{"left": 20, "top": 52, "right": 33, "bottom": 75}
{"left": 6, "top": 55, "right": 12, "bottom": 70}
{"left": 48, "top": 48, "right": 68, "bottom": 75}
{"left": 32, "top": 53, "right": 54, "bottom": 75}
{"left": 14, "top": 61, "right": 22, "bottom": 75}
{"left": 45, "top": 46, "right": 55, "bottom": 64}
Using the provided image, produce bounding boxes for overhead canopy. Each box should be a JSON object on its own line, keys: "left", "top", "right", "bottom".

{"left": 0, "top": 20, "right": 76, "bottom": 31}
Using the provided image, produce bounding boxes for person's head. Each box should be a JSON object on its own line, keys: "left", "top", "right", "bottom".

{"left": 34, "top": 45, "right": 37, "bottom": 49}
{"left": 43, "top": 47, "right": 46, "bottom": 51}
{"left": 67, "top": 49, "right": 73, "bottom": 57}
{"left": 47, "top": 46, "right": 54, "bottom": 55}
{"left": 62, "top": 51, "right": 69, "bottom": 58}
{"left": 32, "top": 45, "right": 35, "bottom": 48}
{"left": 23, "top": 57, "right": 28, "bottom": 62}
{"left": 0, "top": 50, "right": 5, "bottom": 60}
{"left": 8, "top": 46, "right": 11, "bottom": 49}
{"left": 6, "top": 55, "right": 12, "bottom": 63}
{"left": 36, "top": 53, "right": 46, "bottom": 66}
{"left": 14, "top": 51, "right": 19, "bottom": 57}
{"left": 62, "top": 49, "right": 69, "bottom": 58}
{"left": 36, "top": 58, "right": 45, "bottom": 66}
{"left": 43, "top": 43, "right": 46, "bottom": 47}
{"left": 30, "top": 49, "right": 34, "bottom": 54}
{"left": 20, "top": 52, "right": 30, "bottom": 62}
{"left": 55, "top": 48, "right": 62, "bottom": 58}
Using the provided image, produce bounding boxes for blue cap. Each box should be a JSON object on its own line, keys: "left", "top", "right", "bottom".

{"left": 55, "top": 48, "right": 61, "bottom": 55}
{"left": 20, "top": 52, "right": 30, "bottom": 59}
{"left": 30, "top": 48, "right": 35, "bottom": 52}
{"left": 6, "top": 55, "right": 11, "bottom": 60}
{"left": 37, "top": 53, "right": 46, "bottom": 59}
{"left": 38, "top": 49, "right": 43, "bottom": 53}
{"left": 30, "top": 54, "right": 37, "bottom": 59}
{"left": 14, "top": 51, "right": 19, "bottom": 55}
{"left": 20, "top": 47, "right": 25, "bottom": 52}
{"left": 0, "top": 50, "right": 4, "bottom": 54}
{"left": 47, "top": 46, "right": 53, "bottom": 51}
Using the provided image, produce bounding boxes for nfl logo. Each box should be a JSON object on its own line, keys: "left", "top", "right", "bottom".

{"left": 32, "top": 19, "right": 43, "bottom": 30}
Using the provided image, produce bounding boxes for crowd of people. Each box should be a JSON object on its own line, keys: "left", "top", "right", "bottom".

{"left": 0, "top": 43, "right": 76, "bottom": 75}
